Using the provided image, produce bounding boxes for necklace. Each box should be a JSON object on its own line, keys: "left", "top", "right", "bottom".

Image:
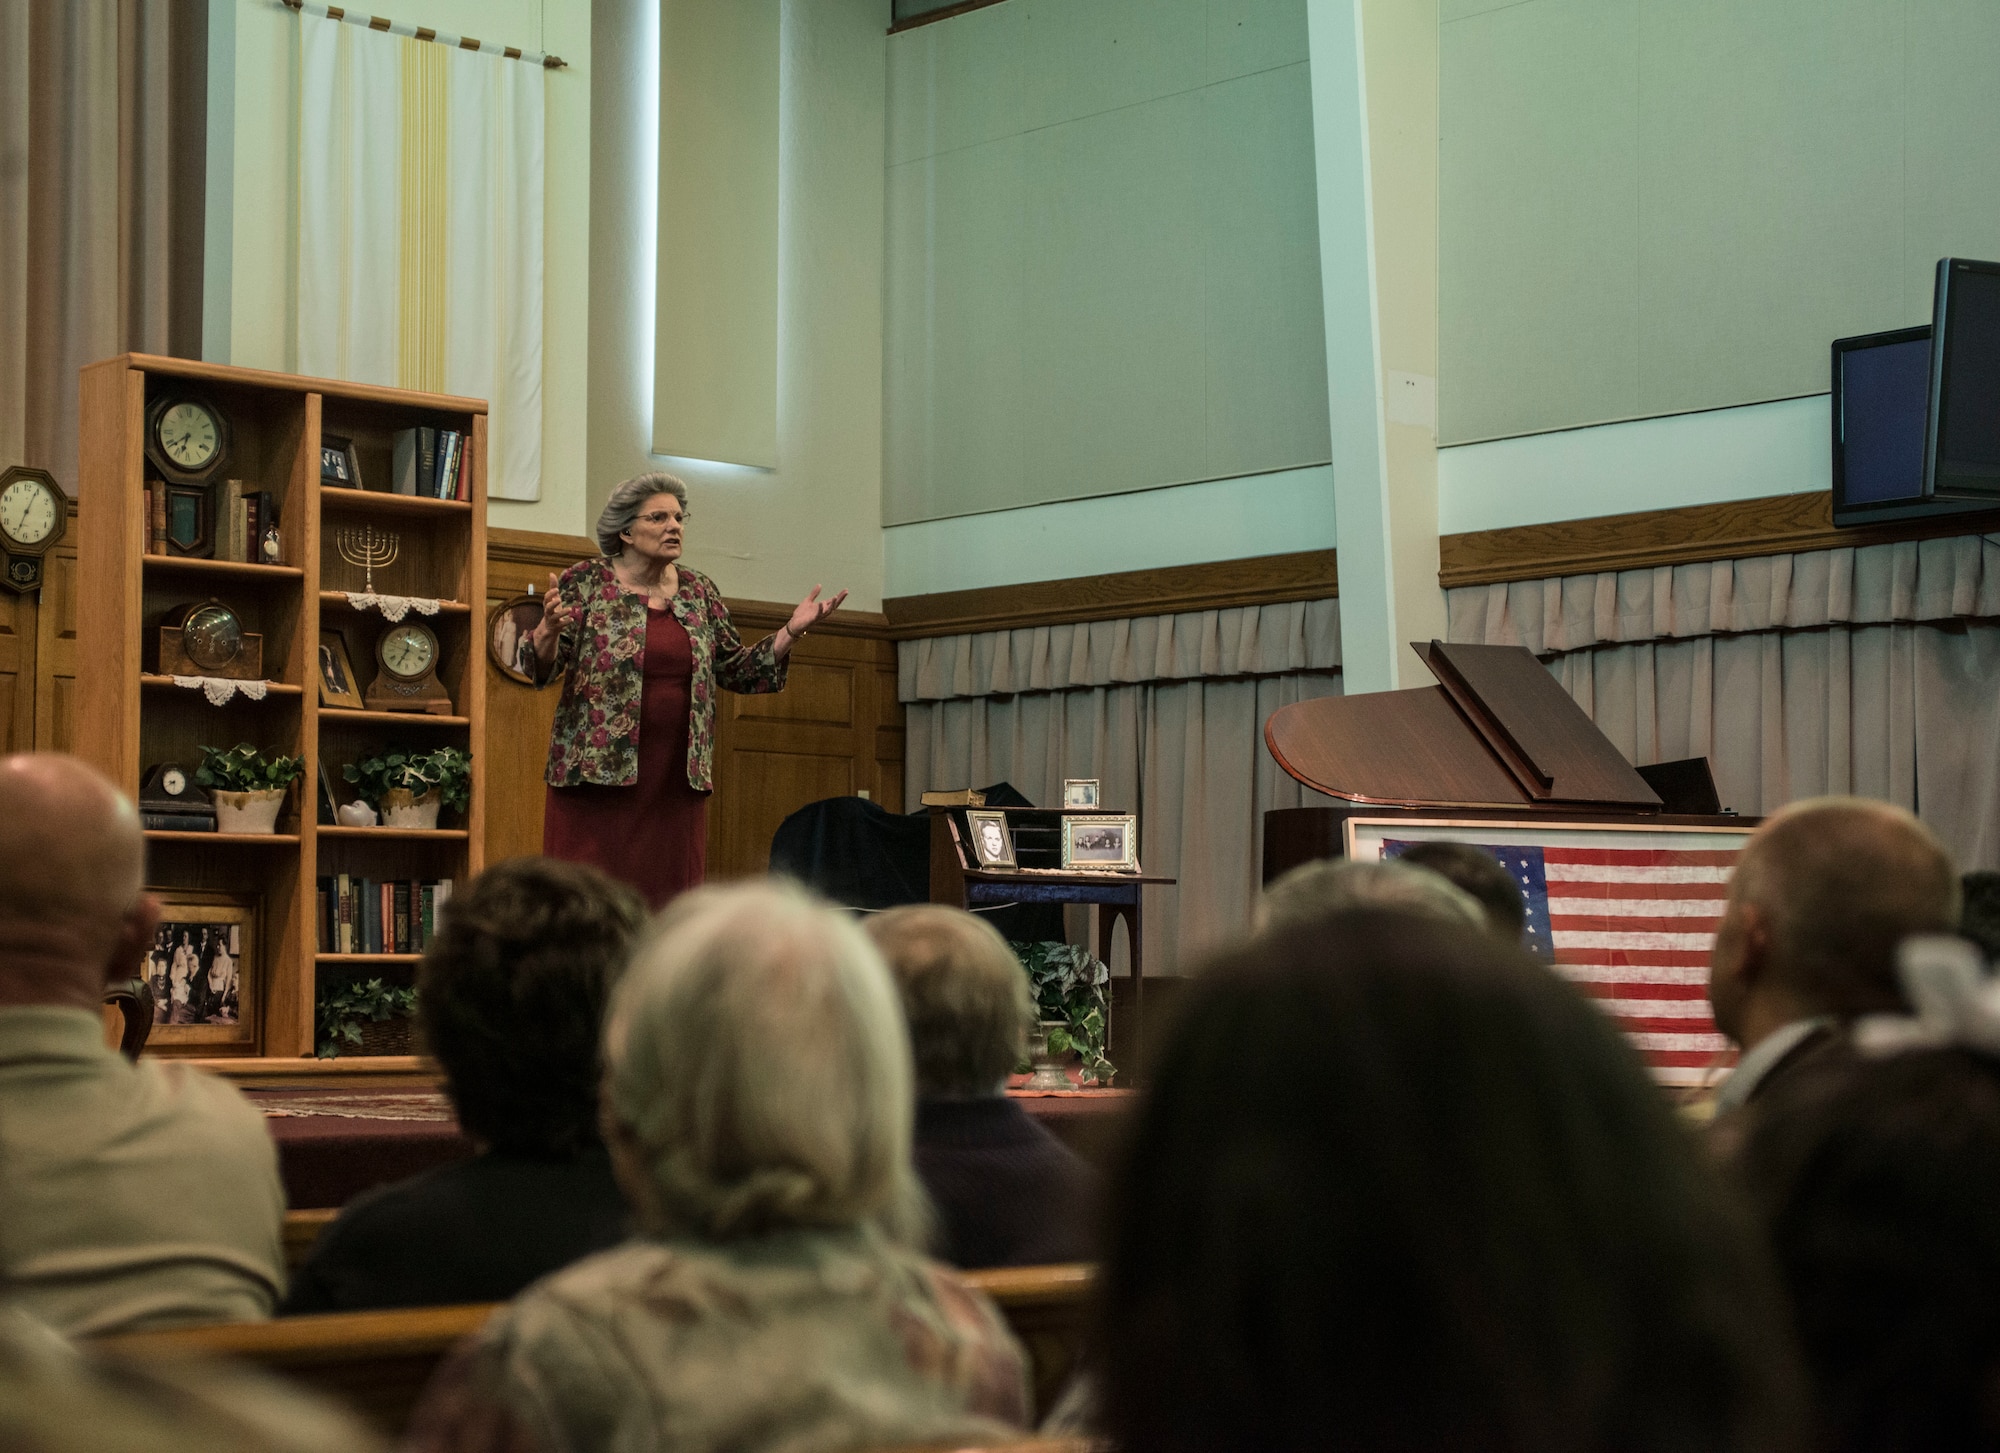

{"left": 614, "top": 559, "right": 677, "bottom": 607}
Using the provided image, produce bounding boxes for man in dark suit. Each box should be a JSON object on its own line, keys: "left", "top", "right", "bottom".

{"left": 1708, "top": 797, "right": 1960, "bottom": 1120}
{"left": 867, "top": 905, "right": 1096, "bottom": 1269}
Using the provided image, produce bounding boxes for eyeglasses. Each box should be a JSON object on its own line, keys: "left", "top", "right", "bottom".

{"left": 636, "top": 511, "right": 686, "bottom": 526}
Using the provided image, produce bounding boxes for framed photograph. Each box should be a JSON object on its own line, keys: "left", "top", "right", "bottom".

{"left": 317, "top": 758, "right": 339, "bottom": 825}
{"left": 161, "top": 483, "right": 215, "bottom": 558}
{"left": 965, "top": 809, "right": 1017, "bottom": 869}
{"left": 317, "top": 628, "right": 364, "bottom": 709}
{"left": 320, "top": 433, "right": 361, "bottom": 491}
{"left": 1061, "top": 813, "right": 1138, "bottom": 872}
{"left": 1345, "top": 816, "right": 1756, "bottom": 1089}
{"left": 487, "top": 592, "right": 559, "bottom": 687}
{"left": 1062, "top": 778, "right": 1100, "bottom": 809}
{"left": 142, "top": 889, "right": 258, "bottom": 1048}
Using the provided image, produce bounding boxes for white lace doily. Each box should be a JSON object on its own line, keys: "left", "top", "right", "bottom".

{"left": 344, "top": 591, "right": 443, "bottom": 621}
{"left": 170, "top": 675, "right": 271, "bottom": 706}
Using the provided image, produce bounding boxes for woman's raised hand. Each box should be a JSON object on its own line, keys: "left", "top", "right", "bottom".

{"left": 532, "top": 571, "right": 580, "bottom": 658}
{"left": 781, "top": 585, "right": 848, "bottom": 652}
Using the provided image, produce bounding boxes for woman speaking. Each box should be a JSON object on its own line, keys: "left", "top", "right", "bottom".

{"left": 531, "top": 472, "right": 845, "bottom": 908}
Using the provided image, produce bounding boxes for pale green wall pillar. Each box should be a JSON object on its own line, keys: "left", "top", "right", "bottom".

{"left": 1306, "top": 0, "right": 1444, "bottom": 694}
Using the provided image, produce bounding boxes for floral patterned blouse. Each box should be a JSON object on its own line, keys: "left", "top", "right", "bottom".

{"left": 542, "top": 558, "right": 786, "bottom": 791}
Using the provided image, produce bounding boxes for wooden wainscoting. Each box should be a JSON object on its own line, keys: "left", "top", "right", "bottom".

{"left": 481, "top": 529, "right": 904, "bottom": 881}
{"left": 0, "top": 500, "right": 80, "bottom": 755}
{"left": 704, "top": 600, "right": 902, "bottom": 880}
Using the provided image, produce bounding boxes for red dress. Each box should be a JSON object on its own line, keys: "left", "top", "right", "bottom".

{"left": 542, "top": 605, "right": 707, "bottom": 909}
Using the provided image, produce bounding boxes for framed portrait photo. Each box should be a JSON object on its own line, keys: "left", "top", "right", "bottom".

{"left": 142, "top": 889, "right": 258, "bottom": 1049}
{"left": 317, "top": 629, "right": 364, "bottom": 710}
{"left": 1062, "top": 779, "right": 1101, "bottom": 809}
{"left": 965, "top": 809, "right": 1017, "bottom": 869}
{"left": 320, "top": 434, "right": 361, "bottom": 490}
{"left": 487, "top": 592, "right": 559, "bottom": 687}
{"left": 1061, "top": 813, "right": 1138, "bottom": 873}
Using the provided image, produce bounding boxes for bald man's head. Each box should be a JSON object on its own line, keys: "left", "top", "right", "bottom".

{"left": 1708, "top": 797, "right": 1959, "bottom": 1047}
{"left": 0, "top": 753, "right": 152, "bottom": 1009}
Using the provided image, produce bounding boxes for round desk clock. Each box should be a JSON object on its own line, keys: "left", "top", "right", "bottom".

{"left": 365, "top": 620, "right": 454, "bottom": 714}
{"left": 0, "top": 465, "right": 66, "bottom": 595}
{"left": 160, "top": 598, "right": 263, "bottom": 679}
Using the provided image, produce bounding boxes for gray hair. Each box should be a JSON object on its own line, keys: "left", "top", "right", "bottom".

{"left": 866, "top": 905, "right": 1032, "bottom": 1098}
{"left": 595, "top": 472, "right": 689, "bottom": 557}
{"left": 602, "top": 880, "right": 928, "bottom": 1245}
{"left": 1257, "top": 858, "right": 1488, "bottom": 935}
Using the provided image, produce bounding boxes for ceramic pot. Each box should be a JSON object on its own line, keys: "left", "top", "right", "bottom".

{"left": 381, "top": 787, "right": 442, "bottom": 830}
{"left": 212, "top": 787, "right": 285, "bottom": 834}
{"left": 1021, "top": 1020, "right": 1076, "bottom": 1092}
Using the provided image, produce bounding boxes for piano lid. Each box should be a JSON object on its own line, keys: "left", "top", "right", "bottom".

{"left": 1264, "top": 641, "right": 1662, "bottom": 811}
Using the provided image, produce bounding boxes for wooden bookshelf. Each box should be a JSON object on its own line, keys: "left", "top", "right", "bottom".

{"left": 78, "top": 354, "right": 488, "bottom": 1061}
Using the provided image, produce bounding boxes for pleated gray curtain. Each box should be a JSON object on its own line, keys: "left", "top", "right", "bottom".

{"left": 1446, "top": 534, "right": 2000, "bottom": 869}
{"left": 901, "top": 600, "right": 1343, "bottom": 976}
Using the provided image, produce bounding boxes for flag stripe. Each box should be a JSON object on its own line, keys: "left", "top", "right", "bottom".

{"left": 1544, "top": 848, "right": 1742, "bottom": 866}
{"left": 1552, "top": 930, "right": 1716, "bottom": 950}
{"left": 1554, "top": 948, "right": 1710, "bottom": 968}
{"left": 1592, "top": 998, "right": 1714, "bottom": 1019}
{"left": 1567, "top": 973, "right": 1710, "bottom": 994}
{"left": 1543, "top": 881, "right": 1730, "bottom": 900}
{"left": 1545, "top": 864, "right": 1734, "bottom": 884}
{"left": 1548, "top": 896, "right": 1723, "bottom": 917}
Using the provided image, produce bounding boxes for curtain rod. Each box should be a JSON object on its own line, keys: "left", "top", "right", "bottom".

{"left": 280, "top": 0, "right": 568, "bottom": 69}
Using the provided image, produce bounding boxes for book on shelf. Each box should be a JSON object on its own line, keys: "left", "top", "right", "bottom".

{"left": 315, "top": 875, "right": 459, "bottom": 954}
{"left": 222, "top": 479, "right": 245, "bottom": 562}
{"left": 433, "top": 430, "right": 461, "bottom": 500}
{"left": 392, "top": 427, "right": 440, "bottom": 497}
{"left": 141, "top": 811, "right": 216, "bottom": 832}
{"left": 455, "top": 437, "right": 471, "bottom": 501}
{"left": 144, "top": 484, "right": 167, "bottom": 555}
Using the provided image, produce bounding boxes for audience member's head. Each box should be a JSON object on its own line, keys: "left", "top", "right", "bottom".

{"left": 1395, "top": 840, "right": 1528, "bottom": 942}
{"left": 0, "top": 752, "right": 155, "bottom": 1013}
{"left": 602, "top": 880, "right": 926, "bottom": 1244}
{"left": 1256, "top": 857, "right": 1486, "bottom": 935}
{"left": 866, "top": 904, "right": 1030, "bottom": 1099}
{"left": 1100, "top": 909, "right": 1805, "bottom": 1453}
{"left": 1960, "top": 870, "right": 2000, "bottom": 963}
{"left": 1708, "top": 798, "right": 1958, "bottom": 1052}
{"left": 1742, "top": 1038, "right": 2000, "bottom": 1453}
{"left": 420, "top": 857, "right": 645, "bottom": 1158}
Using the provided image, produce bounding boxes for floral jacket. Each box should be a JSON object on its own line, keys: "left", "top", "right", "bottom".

{"left": 543, "top": 558, "right": 786, "bottom": 791}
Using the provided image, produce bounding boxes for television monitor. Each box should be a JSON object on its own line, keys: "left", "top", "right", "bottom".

{"left": 1925, "top": 257, "right": 2000, "bottom": 502}
{"left": 1832, "top": 325, "right": 1964, "bottom": 525}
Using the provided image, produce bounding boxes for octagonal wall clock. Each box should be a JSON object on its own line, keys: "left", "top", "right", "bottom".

{"left": 0, "top": 465, "right": 67, "bottom": 595}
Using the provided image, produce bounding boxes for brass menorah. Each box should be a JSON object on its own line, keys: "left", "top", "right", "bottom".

{"left": 336, "top": 524, "right": 400, "bottom": 595}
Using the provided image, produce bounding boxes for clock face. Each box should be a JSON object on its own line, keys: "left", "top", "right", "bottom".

{"left": 183, "top": 603, "right": 243, "bottom": 670}
{"left": 162, "top": 767, "right": 186, "bottom": 796}
{"left": 157, "top": 401, "right": 221, "bottom": 472}
{"left": 0, "top": 478, "right": 58, "bottom": 546}
{"left": 381, "top": 624, "right": 437, "bottom": 680}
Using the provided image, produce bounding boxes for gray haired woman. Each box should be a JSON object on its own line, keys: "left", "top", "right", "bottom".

{"left": 405, "top": 881, "right": 1031, "bottom": 1453}
{"left": 530, "top": 473, "right": 845, "bottom": 907}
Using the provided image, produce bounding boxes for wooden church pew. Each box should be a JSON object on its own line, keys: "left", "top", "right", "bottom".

{"left": 92, "top": 1263, "right": 1096, "bottom": 1436}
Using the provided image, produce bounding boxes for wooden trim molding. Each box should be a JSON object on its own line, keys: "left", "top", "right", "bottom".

{"left": 1439, "top": 491, "right": 2000, "bottom": 589}
{"left": 481, "top": 528, "right": 894, "bottom": 639}
{"left": 882, "top": 549, "right": 1338, "bottom": 639}
{"left": 888, "top": 0, "right": 1010, "bottom": 35}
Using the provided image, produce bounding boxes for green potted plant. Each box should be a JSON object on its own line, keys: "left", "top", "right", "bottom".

{"left": 196, "top": 742, "right": 305, "bottom": 834}
{"left": 315, "top": 977, "right": 420, "bottom": 1058}
{"left": 342, "top": 745, "right": 472, "bottom": 830}
{"left": 1011, "top": 941, "right": 1115, "bottom": 1086}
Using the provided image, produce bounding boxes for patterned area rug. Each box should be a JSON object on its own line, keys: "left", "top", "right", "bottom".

{"left": 249, "top": 1089, "right": 457, "bottom": 1122}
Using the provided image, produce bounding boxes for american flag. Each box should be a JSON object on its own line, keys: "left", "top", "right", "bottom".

{"left": 1384, "top": 839, "right": 1739, "bottom": 1086}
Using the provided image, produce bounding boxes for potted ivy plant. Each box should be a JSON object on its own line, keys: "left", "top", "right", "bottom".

{"left": 196, "top": 742, "right": 305, "bottom": 834}
{"left": 342, "top": 745, "right": 472, "bottom": 830}
{"left": 315, "top": 977, "right": 420, "bottom": 1058}
{"left": 1011, "top": 941, "right": 1115, "bottom": 1086}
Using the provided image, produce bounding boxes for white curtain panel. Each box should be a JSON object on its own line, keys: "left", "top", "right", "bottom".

{"left": 1447, "top": 535, "right": 2000, "bottom": 870}
{"left": 297, "top": 13, "right": 544, "bottom": 501}
{"left": 901, "top": 599, "right": 1345, "bottom": 975}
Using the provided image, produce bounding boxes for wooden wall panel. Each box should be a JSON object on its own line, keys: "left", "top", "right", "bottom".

{"left": 35, "top": 550, "right": 79, "bottom": 750}
{"left": 0, "top": 591, "right": 31, "bottom": 753}
{"left": 481, "top": 530, "right": 905, "bottom": 885}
